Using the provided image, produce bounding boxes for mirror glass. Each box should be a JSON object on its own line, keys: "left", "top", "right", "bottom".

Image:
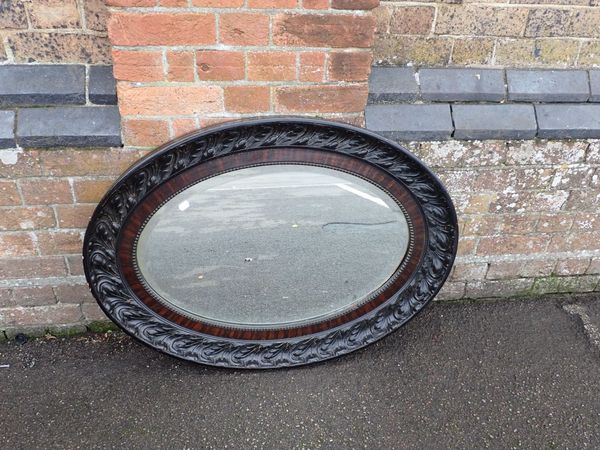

{"left": 136, "top": 165, "right": 410, "bottom": 329}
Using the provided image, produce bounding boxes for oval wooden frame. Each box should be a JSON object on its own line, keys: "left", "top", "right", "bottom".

{"left": 84, "top": 117, "right": 458, "bottom": 369}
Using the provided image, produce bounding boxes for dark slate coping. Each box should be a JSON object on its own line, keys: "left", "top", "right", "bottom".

{"left": 452, "top": 104, "right": 537, "bottom": 140}
{"left": 590, "top": 71, "right": 600, "bottom": 103}
{"left": 0, "top": 65, "right": 85, "bottom": 106}
{"left": 365, "top": 104, "right": 453, "bottom": 141}
{"left": 17, "top": 106, "right": 121, "bottom": 148}
{"left": 419, "top": 68, "right": 505, "bottom": 102}
{"left": 89, "top": 66, "right": 117, "bottom": 105}
{"left": 535, "top": 104, "right": 600, "bottom": 139}
{"left": 368, "top": 66, "right": 418, "bottom": 103}
{"left": 507, "top": 69, "right": 590, "bottom": 103}
{"left": 0, "top": 110, "right": 16, "bottom": 148}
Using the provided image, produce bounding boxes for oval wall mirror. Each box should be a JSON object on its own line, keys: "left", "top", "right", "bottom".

{"left": 84, "top": 118, "right": 458, "bottom": 369}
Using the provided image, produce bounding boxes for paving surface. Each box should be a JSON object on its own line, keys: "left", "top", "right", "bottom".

{"left": 1, "top": 296, "right": 599, "bottom": 450}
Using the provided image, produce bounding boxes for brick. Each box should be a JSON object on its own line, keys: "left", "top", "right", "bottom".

{"left": 196, "top": 50, "right": 245, "bottom": 81}
{"left": 549, "top": 231, "right": 600, "bottom": 252}
{"left": 53, "top": 284, "right": 94, "bottom": 304}
{"left": 435, "top": 281, "right": 465, "bottom": 301}
{"left": 536, "top": 104, "right": 600, "bottom": 139}
{"left": 506, "top": 140, "right": 586, "bottom": 165}
{"left": 108, "top": 13, "right": 216, "bottom": 46}
{"left": 82, "top": 303, "right": 108, "bottom": 322}
{"left": 365, "top": 104, "right": 453, "bottom": 141}
{"left": 569, "top": 9, "right": 600, "bottom": 38}
{"left": 374, "top": 36, "right": 452, "bottom": 66}
{"left": 37, "top": 231, "right": 83, "bottom": 255}
{"left": 248, "top": 0, "right": 297, "bottom": 7}
{"left": 328, "top": 52, "right": 372, "bottom": 82}
{"left": 578, "top": 42, "right": 600, "bottom": 67}
{"left": 66, "top": 255, "right": 85, "bottom": 276}
{"left": 555, "top": 258, "right": 590, "bottom": 276}
{"left": 507, "top": 70, "right": 589, "bottom": 102}
{"left": 0, "top": 0, "right": 27, "bottom": 29}
{"left": 166, "top": 52, "right": 195, "bottom": 82}
{"left": 456, "top": 238, "right": 477, "bottom": 256}
{"left": 117, "top": 85, "right": 223, "bottom": 116}
{"left": 17, "top": 106, "right": 121, "bottom": 148}
{"left": 477, "top": 235, "right": 548, "bottom": 256}
{"left": 451, "top": 38, "right": 494, "bottom": 65}
{"left": 161, "top": 0, "right": 188, "bottom": 5}
{"left": 275, "top": 85, "right": 369, "bottom": 113}
{"left": 420, "top": 68, "right": 505, "bottom": 102}
{"left": 303, "top": 0, "right": 328, "bottom": 9}
{"left": 452, "top": 105, "right": 537, "bottom": 140}
{"left": 497, "top": 39, "right": 578, "bottom": 68}
{"left": 299, "top": 52, "right": 325, "bottom": 82}
{"left": 0, "top": 206, "right": 55, "bottom": 231}
{"left": 220, "top": 13, "right": 270, "bottom": 46}
{"left": 56, "top": 204, "right": 97, "bottom": 229}
{"left": 532, "top": 275, "right": 599, "bottom": 295}
{"left": 564, "top": 190, "right": 600, "bottom": 212}
{"left": 0, "top": 151, "right": 44, "bottom": 179}
{"left": 13, "top": 286, "right": 57, "bottom": 307}
{"left": 435, "top": 5, "right": 528, "bottom": 37}
{"left": 0, "top": 65, "right": 85, "bottom": 106}
{"left": 171, "top": 119, "right": 198, "bottom": 138}
{"left": 89, "top": 66, "right": 117, "bottom": 105}
{"left": 465, "top": 279, "right": 533, "bottom": 299}
{"left": 192, "top": 0, "right": 243, "bottom": 5}
{"left": 0, "top": 289, "right": 13, "bottom": 308}
{"left": 0, "top": 111, "right": 15, "bottom": 149}
{"left": 0, "top": 233, "right": 36, "bottom": 257}
{"left": 72, "top": 179, "right": 113, "bottom": 203}
{"left": 525, "top": 8, "right": 571, "bottom": 38}
{"left": 368, "top": 67, "right": 418, "bottom": 104}
{"left": 20, "top": 179, "right": 72, "bottom": 205}
{"left": 8, "top": 32, "right": 111, "bottom": 64}
{"left": 224, "top": 86, "right": 270, "bottom": 114}
{"left": 590, "top": 71, "right": 600, "bottom": 102}
{"left": 105, "top": 0, "right": 155, "bottom": 5}
{"left": 122, "top": 119, "right": 171, "bottom": 147}
{"left": 248, "top": 52, "right": 296, "bottom": 82}
{"left": 85, "top": 0, "right": 109, "bottom": 32}
{"left": 27, "top": 0, "right": 80, "bottom": 29}
{"left": 451, "top": 263, "right": 488, "bottom": 281}
{"left": 40, "top": 149, "right": 145, "bottom": 177}
{"left": 388, "top": 6, "right": 434, "bottom": 35}
{"left": 486, "top": 260, "right": 555, "bottom": 280}
{"left": 332, "top": 0, "right": 379, "bottom": 9}
{"left": 536, "top": 214, "right": 573, "bottom": 233}
{"left": 273, "top": 14, "right": 375, "bottom": 48}
{"left": 112, "top": 50, "right": 164, "bottom": 82}
{"left": 0, "top": 304, "right": 83, "bottom": 327}
{"left": 0, "top": 257, "right": 67, "bottom": 280}
{"left": 491, "top": 191, "right": 569, "bottom": 213}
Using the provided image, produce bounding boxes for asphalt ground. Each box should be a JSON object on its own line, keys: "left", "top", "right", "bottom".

{"left": 1, "top": 296, "right": 599, "bottom": 450}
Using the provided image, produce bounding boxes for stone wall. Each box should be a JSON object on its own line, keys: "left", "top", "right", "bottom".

{"left": 375, "top": 0, "right": 600, "bottom": 67}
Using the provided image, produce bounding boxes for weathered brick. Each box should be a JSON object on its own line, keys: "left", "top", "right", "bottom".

{"left": 112, "top": 50, "right": 164, "bottom": 82}
{"left": 81, "top": 303, "right": 108, "bottom": 322}
{"left": 435, "top": 281, "right": 466, "bottom": 301}
{"left": 532, "top": 275, "right": 599, "bottom": 295}
{"left": 37, "top": 230, "right": 83, "bottom": 255}
{"left": 66, "top": 255, "right": 85, "bottom": 276}
{"left": 248, "top": 52, "right": 296, "bottom": 82}
{"left": 0, "top": 289, "right": 13, "bottom": 308}
{"left": 555, "top": 258, "right": 591, "bottom": 276}
{"left": 0, "top": 0, "right": 28, "bottom": 29}
{"left": 505, "top": 140, "right": 586, "bottom": 165}
{"left": 465, "top": 279, "right": 533, "bottom": 299}
{"left": 20, "top": 179, "right": 72, "bottom": 205}
{"left": 105, "top": 0, "right": 155, "bottom": 5}
{"left": 495, "top": 39, "right": 579, "bottom": 67}
{"left": 451, "top": 263, "right": 488, "bottom": 281}
{"left": 486, "top": 260, "right": 555, "bottom": 280}
{"left": 0, "top": 257, "right": 68, "bottom": 280}
{"left": 27, "top": 0, "right": 80, "bottom": 29}
{"left": 388, "top": 6, "right": 434, "bottom": 35}
{"left": 273, "top": 14, "right": 375, "bottom": 48}
{"left": 117, "top": 84, "right": 223, "bottom": 116}
{"left": 548, "top": 231, "right": 600, "bottom": 252}
{"left": 0, "top": 180, "right": 20, "bottom": 206}
{"left": 415, "top": 141, "right": 507, "bottom": 169}
{"left": 0, "top": 206, "right": 55, "bottom": 231}
{"left": 567, "top": 9, "right": 600, "bottom": 38}
{"left": 122, "top": 119, "right": 171, "bottom": 147}
{"left": 55, "top": 204, "right": 97, "bottom": 229}
{"left": 578, "top": 42, "right": 600, "bottom": 67}
{"left": 8, "top": 32, "right": 111, "bottom": 64}
{"left": 41, "top": 149, "right": 145, "bottom": 177}
{"left": 456, "top": 237, "right": 477, "bottom": 256}
{"left": 108, "top": 13, "right": 216, "bottom": 46}
{"left": 166, "top": 51, "right": 195, "bottom": 82}
{"left": 328, "top": 52, "right": 372, "bottom": 82}
{"left": 435, "top": 5, "right": 528, "bottom": 37}
{"left": 72, "top": 179, "right": 114, "bottom": 203}
{"left": 85, "top": 0, "right": 109, "bottom": 32}
{"left": 451, "top": 38, "right": 494, "bottom": 65}
{"left": 0, "top": 304, "right": 83, "bottom": 326}
{"left": 13, "top": 286, "right": 57, "bottom": 307}
{"left": 220, "top": 13, "right": 270, "bottom": 46}
{"left": 536, "top": 214, "right": 573, "bottom": 233}
{"left": 525, "top": 8, "right": 571, "bottom": 38}
{"left": 299, "top": 52, "right": 325, "bottom": 82}
{"left": 564, "top": 190, "right": 600, "bottom": 212}
{"left": 491, "top": 191, "right": 569, "bottom": 213}
{"left": 224, "top": 86, "right": 270, "bottom": 114}
{"left": 53, "top": 284, "right": 94, "bottom": 304}
{"left": 0, "top": 233, "right": 36, "bottom": 257}
{"left": 196, "top": 50, "right": 244, "bottom": 81}
{"left": 374, "top": 36, "right": 452, "bottom": 66}
{"left": 477, "top": 235, "right": 548, "bottom": 256}
{"left": 275, "top": 85, "right": 369, "bottom": 113}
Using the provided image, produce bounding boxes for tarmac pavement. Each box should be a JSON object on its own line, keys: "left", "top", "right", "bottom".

{"left": 1, "top": 296, "right": 599, "bottom": 450}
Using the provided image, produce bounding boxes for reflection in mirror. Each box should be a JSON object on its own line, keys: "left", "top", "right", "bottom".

{"left": 136, "top": 165, "right": 411, "bottom": 329}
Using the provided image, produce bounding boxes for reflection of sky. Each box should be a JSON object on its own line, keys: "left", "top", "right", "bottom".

{"left": 136, "top": 165, "right": 410, "bottom": 329}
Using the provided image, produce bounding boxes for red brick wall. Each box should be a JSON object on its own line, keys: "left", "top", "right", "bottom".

{"left": 106, "top": 0, "right": 379, "bottom": 147}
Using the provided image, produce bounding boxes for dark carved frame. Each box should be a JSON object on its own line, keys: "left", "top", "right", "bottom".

{"left": 84, "top": 117, "right": 458, "bottom": 369}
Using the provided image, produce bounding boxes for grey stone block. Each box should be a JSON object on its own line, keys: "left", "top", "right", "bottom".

{"left": 452, "top": 104, "right": 537, "bottom": 140}
{"left": 507, "top": 70, "right": 589, "bottom": 102}
{"left": 0, "top": 65, "right": 85, "bottom": 106}
{"left": 536, "top": 104, "right": 600, "bottom": 139}
{"left": 89, "top": 66, "right": 117, "bottom": 105}
{"left": 0, "top": 110, "right": 15, "bottom": 148}
{"left": 365, "top": 104, "right": 453, "bottom": 141}
{"left": 368, "top": 66, "right": 418, "bottom": 103}
{"left": 419, "top": 68, "right": 505, "bottom": 102}
{"left": 590, "top": 70, "right": 600, "bottom": 102}
{"left": 17, "top": 106, "right": 122, "bottom": 147}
